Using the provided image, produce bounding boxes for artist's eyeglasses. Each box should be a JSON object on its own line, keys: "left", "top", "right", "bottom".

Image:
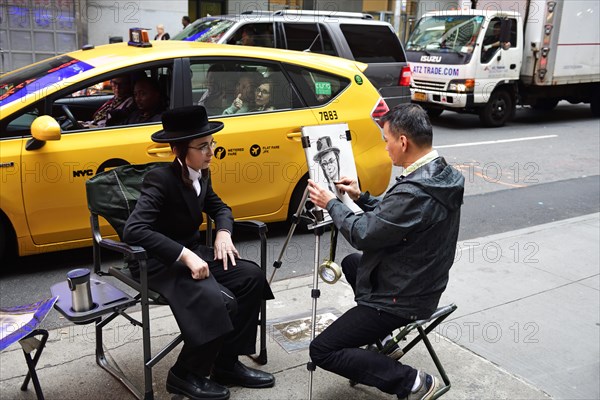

{"left": 188, "top": 140, "right": 217, "bottom": 154}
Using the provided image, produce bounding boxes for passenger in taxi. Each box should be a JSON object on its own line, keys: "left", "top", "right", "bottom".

{"left": 222, "top": 72, "right": 261, "bottom": 115}
{"left": 251, "top": 79, "right": 274, "bottom": 112}
{"left": 198, "top": 64, "right": 229, "bottom": 115}
{"left": 124, "top": 77, "right": 166, "bottom": 124}
{"left": 83, "top": 74, "right": 135, "bottom": 128}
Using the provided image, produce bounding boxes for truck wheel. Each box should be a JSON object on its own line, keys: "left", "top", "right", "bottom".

{"left": 532, "top": 99, "right": 559, "bottom": 111}
{"left": 479, "top": 89, "right": 514, "bottom": 127}
{"left": 424, "top": 107, "right": 443, "bottom": 119}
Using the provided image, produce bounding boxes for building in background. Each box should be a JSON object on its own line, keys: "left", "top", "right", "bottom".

{"left": 1, "top": 0, "right": 458, "bottom": 74}
{"left": 0, "top": 0, "right": 187, "bottom": 73}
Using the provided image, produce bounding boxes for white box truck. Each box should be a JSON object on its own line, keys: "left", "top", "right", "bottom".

{"left": 406, "top": 0, "right": 600, "bottom": 126}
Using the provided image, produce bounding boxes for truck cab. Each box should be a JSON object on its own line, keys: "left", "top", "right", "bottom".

{"left": 406, "top": 10, "right": 522, "bottom": 126}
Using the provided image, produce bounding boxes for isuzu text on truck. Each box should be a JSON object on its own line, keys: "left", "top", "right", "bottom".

{"left": 406, "top": 0, "right": 600, "bottom": 127}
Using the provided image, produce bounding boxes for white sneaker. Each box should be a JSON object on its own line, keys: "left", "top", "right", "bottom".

{"left": 399, "top": 371, "right": 440, "bottom": 400}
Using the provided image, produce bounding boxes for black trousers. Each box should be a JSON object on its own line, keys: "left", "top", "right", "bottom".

{"left": 309, "top": 253, "right": 417, "bottom": 397}
{"left": 146, "top": 250, "right": 268, "bottom": 377}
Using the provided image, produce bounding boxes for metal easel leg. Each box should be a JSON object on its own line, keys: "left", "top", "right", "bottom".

{"left": 270, "top": 186, "right": 310, "bottom": 284}
{"left": 307, "top": 226, "right": 324, "bottom": 400}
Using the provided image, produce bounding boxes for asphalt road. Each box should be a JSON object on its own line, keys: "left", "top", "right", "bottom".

{"left": 1, "top": 102, "right": 599, "bottom": 332}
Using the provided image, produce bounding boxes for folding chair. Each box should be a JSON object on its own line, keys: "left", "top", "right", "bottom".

{"left": 51, "top": 162, "right": 268, "bottom": 400}
{"left": 0, "top": 297, "right": 58, "bottom": 400}
{"left": 350, "top": 303, "right": 458, "bottom": 399}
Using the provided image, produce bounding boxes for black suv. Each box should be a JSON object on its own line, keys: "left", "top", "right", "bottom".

{"left": 172, "top": 10, "right": 411, "bottom": 108}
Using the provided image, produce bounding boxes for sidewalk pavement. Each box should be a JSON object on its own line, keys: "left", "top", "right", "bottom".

{"left": 1, "top": 213, "right": 598, "bottom": 399}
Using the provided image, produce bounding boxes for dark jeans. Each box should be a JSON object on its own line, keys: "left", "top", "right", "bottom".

{"left": 309, "top": 253, "right": 417, "bottom": 397}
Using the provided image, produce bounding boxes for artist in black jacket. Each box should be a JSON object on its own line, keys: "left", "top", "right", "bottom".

{"left": 123, "top": 106, "right": 274, "bottom": 400}
{"left": 307, "top": 103, "right": 464, "bottom": 400}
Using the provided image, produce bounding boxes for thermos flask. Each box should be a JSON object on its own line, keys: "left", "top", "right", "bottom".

{"left": 67, "top": 268, "right": 94, "bottom": 312}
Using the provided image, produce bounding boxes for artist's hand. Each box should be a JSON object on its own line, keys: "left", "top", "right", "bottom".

{"left": 214, "top": 230, "right": 239, "bottom": 270}
{"left": 307, "top": 179, "right": 336, "bottom": 208}
{"left": 180, "top": 248, "right": 209, "bottom": 280}
{"left": 334, "top": 176, "right": 361, "bottom": 201}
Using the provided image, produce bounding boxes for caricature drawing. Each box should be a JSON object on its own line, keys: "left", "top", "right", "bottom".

{"left": 302, "top": 123, "right": 362, "bottom": 226}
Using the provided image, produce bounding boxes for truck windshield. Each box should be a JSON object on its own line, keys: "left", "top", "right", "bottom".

{"left": 406, "top": 15, "right": 484, "bottom": 55}
{"left": 171, "top": 18, "right": 235, "bottom": 43}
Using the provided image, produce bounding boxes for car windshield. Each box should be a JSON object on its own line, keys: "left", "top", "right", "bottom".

{"left": 406, "top": 15, "right": 484, "bottom": 54}
{"left": 0, "top": 55, "right": 93, "bottom": 106}
{"left": 171, "top": 18, "right": 235, "bottom": 43}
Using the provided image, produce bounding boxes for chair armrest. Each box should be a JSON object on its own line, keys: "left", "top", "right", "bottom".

{"left": 98, "top": 238, "right": 148, "bottom": 260}
{"left": 233, "top": 220, "right": 268, "bottom": 235}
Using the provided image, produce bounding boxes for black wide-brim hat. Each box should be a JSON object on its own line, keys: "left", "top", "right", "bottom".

{"left": 151, "top": 105, "right": 224, "bottom": 143}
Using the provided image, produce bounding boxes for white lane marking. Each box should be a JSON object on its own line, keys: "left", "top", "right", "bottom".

{"left": 435, "top": 135, "right": 558, "bottom": 149}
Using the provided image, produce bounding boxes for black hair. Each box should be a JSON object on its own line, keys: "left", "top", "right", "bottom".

{"left": 182, "top": 16, "right": 191, "bottom": 23}
{"left": 380, "top": 103, "right": 433, "bottom": 147}
{"left": 134, "top": 76, "right": 160, "bottom": 93}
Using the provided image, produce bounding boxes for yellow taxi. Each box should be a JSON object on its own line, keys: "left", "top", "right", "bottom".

{"left": 0, "top": 32, "right": 391, "bottom": 258}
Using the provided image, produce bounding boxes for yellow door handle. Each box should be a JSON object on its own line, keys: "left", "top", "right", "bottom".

{"left": 147, "top": 147, "right": 173, "bottom": 157}
{"left": 286, "top": 132, "right": 302, "bottom": 140}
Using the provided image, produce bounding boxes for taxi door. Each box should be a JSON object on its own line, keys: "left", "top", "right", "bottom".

{"left": 19, "top": 60, "right": 182, "bottom": 247}
{"left": 186, "top": 57, "right": 320, "bottom": 222}
{"left": 20, "top": 123, "right": 172, "bottom": 245}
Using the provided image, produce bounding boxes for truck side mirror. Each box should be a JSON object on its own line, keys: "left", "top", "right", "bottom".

{"left": 500, "top": 19, "right": 512, "bottom": 50}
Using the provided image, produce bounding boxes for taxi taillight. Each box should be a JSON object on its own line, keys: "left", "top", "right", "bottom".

{"left": 371, "top": 98, "right": 389, "bottom": 126}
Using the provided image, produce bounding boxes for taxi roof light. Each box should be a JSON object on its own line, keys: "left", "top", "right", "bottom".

{"left": 128, "top": 28, "right": 152, "bottom": 48}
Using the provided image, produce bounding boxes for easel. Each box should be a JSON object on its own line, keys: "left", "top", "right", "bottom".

{"left": 271, "top": 185, "right": 337, "bottom": 400}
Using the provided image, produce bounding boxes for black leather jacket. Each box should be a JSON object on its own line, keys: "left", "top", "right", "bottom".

{"left": 327, "top": 157, "right": 465, "bottom": 320}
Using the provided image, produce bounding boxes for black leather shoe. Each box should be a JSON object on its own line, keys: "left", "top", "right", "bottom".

{"left": 166, "top": 368, "right": 230, "bottom": 400}
{"left": 211, "top": 361, "right": 275, "bottom": 388}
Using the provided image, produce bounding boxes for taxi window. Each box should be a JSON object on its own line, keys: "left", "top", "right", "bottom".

{"left": 1, "top": 104, "right": 41, "bottom": 138}
{"left": 50, "top": 66, "right": 171, "bottom": 131}
{"left": 284, "top": 65, "right": 350, "bottom": 107}
{"left": 190, "top": 60, "right": 300, "bottom": 116}
{"left": 0, "top": 55, "right": 94, "bottom": 107}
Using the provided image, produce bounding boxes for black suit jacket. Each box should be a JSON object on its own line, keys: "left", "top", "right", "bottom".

{"left": 123, "top": 160, "right": 233, "bottom": 272}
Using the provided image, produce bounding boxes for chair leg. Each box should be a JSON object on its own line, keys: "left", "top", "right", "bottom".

{"left": 95, "top": 313, "right": 146, "bottom": 399}
{"left": 20, "top": 329, "right": 48, "bottom": 400}
{"left": 249, "top": 228, "right": 269, "bottom": 365}
{"left": 417, "top": 326, "right": 451, "bottom": 399}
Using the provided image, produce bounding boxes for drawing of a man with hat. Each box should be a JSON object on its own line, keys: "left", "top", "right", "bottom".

{"left": 313, "top": 136, "right": 341, "bottom": 194}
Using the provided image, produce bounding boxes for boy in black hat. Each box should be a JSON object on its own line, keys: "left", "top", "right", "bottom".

{"left": 123, "top": 106, "right": 274, "bottom": 400}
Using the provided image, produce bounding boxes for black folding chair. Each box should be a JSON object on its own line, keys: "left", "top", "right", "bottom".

{"left": 350, "top": 303, "right": 458, "bottom": 399}
{"left": 52, "top": 162, "right": 268, "bottom": 400}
